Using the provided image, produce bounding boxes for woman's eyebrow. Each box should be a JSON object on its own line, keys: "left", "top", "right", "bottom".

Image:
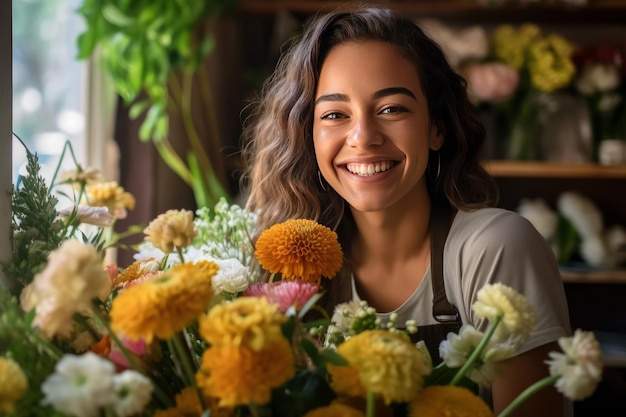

{"left": 372, "top": 87, "right": 416, "bottom": 100}
{"left": 314, "top": 87, "right": 416, "bottom": 105}
{"left": 315, "top": 93, "right": 349, "bottom": 105}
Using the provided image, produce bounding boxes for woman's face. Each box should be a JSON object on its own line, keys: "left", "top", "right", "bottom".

{"left": 313, "top": 40, "right": 443, "bottom": 213}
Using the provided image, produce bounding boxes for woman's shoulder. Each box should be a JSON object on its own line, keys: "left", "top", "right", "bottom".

{"left": 450, "top": 207, "right": 544, "bottom": 246}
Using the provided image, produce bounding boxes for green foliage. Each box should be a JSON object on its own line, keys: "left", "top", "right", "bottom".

{"left": 75, "top": 0, "right": 235, "bottom": 142}
{"left": 0, "top": 292, "right": 65, "bottom": 417}
{"left": 1, "top": 151, "right": 65, "bottom": 296}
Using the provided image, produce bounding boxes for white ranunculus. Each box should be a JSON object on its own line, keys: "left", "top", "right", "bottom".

{"left": 210, "top": 258, "right": 251, "bottom": 294}
{"left": 41, "top": 352, "right": 116, "bottom": 417}
{"left": 418, "top": 19, "right": 489, "bottom": 66}
{"left": 111, "top": 370, "right": 154, "bottom": 417}
{"left": 547, "top": 329, "right": 603, "bottom": 401}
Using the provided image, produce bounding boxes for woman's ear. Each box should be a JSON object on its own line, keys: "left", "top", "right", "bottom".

{"left": 430, "top": 120, "right": 445, "bottom": 151}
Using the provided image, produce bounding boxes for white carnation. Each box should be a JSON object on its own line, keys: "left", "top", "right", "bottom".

{"left": 211, "top": 258, "right": 251, "bottom": 294}
{"left": 111, "top": 370, "right": 154, "bottom": 417}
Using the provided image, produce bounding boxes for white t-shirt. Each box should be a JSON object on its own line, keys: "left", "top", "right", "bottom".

{"left": 351, "top": 207, "right": 572, "bottom": 356}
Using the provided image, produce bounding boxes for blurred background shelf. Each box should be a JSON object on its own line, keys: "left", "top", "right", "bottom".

{"left": 560, "top": 268, "right": 626, "bottom": 284}
{"left": 485, "top": 161, "right": 626, "bottom": 179}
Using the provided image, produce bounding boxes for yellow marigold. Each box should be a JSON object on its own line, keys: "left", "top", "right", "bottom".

{"left": 329, "top": 330, "right": 429, "bottom": 404}
{"left": 303, "top": 403, "right": 366, "bottom": 417}
{"left": 0, "top": 357, "right": 28, "bottom": 414}
{"left": 254, "top": 219, "right": 343, "bottom": 284}
{"left": 85, "top": 181, "right": 135, "bottom": 218}
{"left": 409, "top": 386, "right": 493, "bottom": 417}
{"left": 196, "top": 338, "right": 294, "bottom": 407}
{"left": 144, "top": 209, "right": 198, "bottom": 254}
{"left": 110, "top": 260, "right": 218, "bottom": 342}
{"left": 113, "top": 258, "right": 161, "bottom": 287}
{"left": 198, "top": 296, "right": 286, "bottom": 351}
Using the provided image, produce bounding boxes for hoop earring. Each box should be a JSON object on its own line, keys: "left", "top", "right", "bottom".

{"left": 430, "top": 153, "right": 441, "bottom": 183}
{"left": 318, "top": 170, "right": 328, "bottom": 192}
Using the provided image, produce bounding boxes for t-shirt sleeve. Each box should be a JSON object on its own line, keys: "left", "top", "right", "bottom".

{"left": 449, "top": 209, "right": 572, "bottom": 355}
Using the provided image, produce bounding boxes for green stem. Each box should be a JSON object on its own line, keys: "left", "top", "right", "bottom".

{"left": 450, "top": 315, "right": 502, "bottom": 386}
{"left": 366, "top": 391, "right": 376, "bottom": 417}
{"left": 496, "top": 375, "right": 560, "bottom": 417}
{"left": 91, "top": 305, "right": 173, "bottom": 407}
{"left": 169, "top": 334, "right": 206, "bottom": 409}
{"left": 176, "top": 246, "right": 186, "bottom": 264}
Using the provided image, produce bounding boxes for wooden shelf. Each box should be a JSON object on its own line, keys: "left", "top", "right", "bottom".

{"left": 484, "top": 161, "right": 626, "bottom": 179}
{"left": 561, "top": 268, "right": 626, "bottom": 284}
{"left": 236, "top": 0, "right": 626, "bottom": 24}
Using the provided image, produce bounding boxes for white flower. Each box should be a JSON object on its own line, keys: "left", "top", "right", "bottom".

{"left": 111, "top": 370, "right": 154, "bottom": 417}
{"left": 576, "top": 63, "right": 621, "bottom": 96}
{"left": 211, "top": 258, "right": 251, "bottom": 293}
{"left": 472, "top": 283, "right": 537, "bottom": 342}
{"left": 547, "top": 329, "right": 603, "bottom": 401}
{"left": 41, "top": 352, "right": 116, "bottom": 417}
{"left": 580, "top": 235, "right": 613, "bottom": 268}
{"left": 439, "top": 324, "right": 516, "bottom": 386}
{"left": 557, "top": 191, "right": 604, "bottom": 239}
{"left": 330, "top": 300, "right": 366, "bottom": 332}
{"left": 58, "top": 205, "right": 115, "bottom": 227}
{"left": 516, "top": 198, "right": 558, "bottom": 242}
{"left": 418, "top": 19, "right": 489, "bottom": 66}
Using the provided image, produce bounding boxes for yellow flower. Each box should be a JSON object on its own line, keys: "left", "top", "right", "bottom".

{"left": 329, "top": 330, "right": 429, "bottom": 404}
{"left": 196, "top": 338, "right": 294, "bottom": 407}
{"left": 409, "top": 385, "right": 493, "bottom": 417}
{"left": 85, "top": 181, "right": 135, "bottom": 219}
{"left": 472, "top": 283, "right": 537, "bottom": 342}
{"left": 144, "top": 209, "right": 198, "bottom": 254}
{"left": 492, "top": 24, "right": 541, "bottom": 70}
{"left": 303, "top": 402, "right": 366, "bottom": 417}
{"left": 0, "top": 357, "right": 28, "bottom": 414}
{"left": 528, "top": 34, "right": 576, "bottom": 93}
{"left": 113, "top": 258, "right": 161, "bottom": 288}
{"left": 199, "top": 296, "right": 286, "bottom": 351}
{"left": 110, "top": 260, "right": 217, "bottom": 342}
{"left": 254, "top": 219, "right": 343, "bottom": 284}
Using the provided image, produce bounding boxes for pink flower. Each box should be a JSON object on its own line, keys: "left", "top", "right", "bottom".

{"left": 109, "top": 337, "right": 148, "bottom": 370}
{"left": 464, "top": 62, "right": 520, "bottom": 102}
{"left": 244, "top": 281, "right": 319, "bottom": 313}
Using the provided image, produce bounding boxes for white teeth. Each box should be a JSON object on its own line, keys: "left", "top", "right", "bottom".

{"left": 346, "top": 161, "right": 394, "bottom": 176}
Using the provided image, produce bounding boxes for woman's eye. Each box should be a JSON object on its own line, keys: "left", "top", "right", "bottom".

{"left": 380, "top": 106, "right": 406, "bottom": 115}
{"left": 320, "top": 112, "right": 344, "bottom": 120}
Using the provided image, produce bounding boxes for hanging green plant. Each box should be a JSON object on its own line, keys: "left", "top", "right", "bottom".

{"left": 76, "top": 0, "right": 236, "bottom": 208}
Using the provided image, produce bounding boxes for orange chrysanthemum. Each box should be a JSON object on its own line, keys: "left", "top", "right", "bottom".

{"left": 254, "top": 219, "right": 343, "bottom": 284}
{"left": 303, "top": 402, "right": 366, "bottom": 417}
{"left": 113, "top": 258, "right": 161, "bottom": 288}
{"left": 196, "top": 338, "right": 294, "bottom": 407}
{"left": 110, "top": 260, "right": 218, "bottom": 342}
{"left": 152, "top": 387, "right": 234, "bottom": 417}
{"left": 329, "top": 330, "right": 428, "bottom": 404}
{"left": 409, "top": 386, "right": 493, "bottom": 417}
{"left": 198, "top": 296, "right": 286, "bottom": 350}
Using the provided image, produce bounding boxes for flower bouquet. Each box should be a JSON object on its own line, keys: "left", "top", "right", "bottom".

{"left": 573, "top": 43, "right": 626, "bottom": 163}
{"left": 1, "top": 149, "right": 604, "bottom": 417}
{"left": 462, "top": 23, "right": 577, "bottom": 160}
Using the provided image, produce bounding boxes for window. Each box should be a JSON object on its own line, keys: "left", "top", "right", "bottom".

{"left": 12, "top": 0, "right": 87, "bottom": 183}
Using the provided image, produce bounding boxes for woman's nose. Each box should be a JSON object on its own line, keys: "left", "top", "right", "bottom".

{"left": 346, "top": 116, "right": 384, "bottom": 148}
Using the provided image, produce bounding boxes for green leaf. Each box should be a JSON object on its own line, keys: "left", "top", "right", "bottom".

{"left": 102, "top": 3, "right": 135, "bottom": 27}
{"left": 270, "top": 370, "right": 336, "bottom": 417}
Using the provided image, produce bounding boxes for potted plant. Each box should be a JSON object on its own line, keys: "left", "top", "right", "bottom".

{"left": 76, "top": 0, "right": 237, "bottom": 209}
